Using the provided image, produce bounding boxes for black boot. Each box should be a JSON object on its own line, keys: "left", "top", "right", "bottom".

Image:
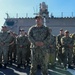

{"left": 23, "top": 64, "right": 27, "bottom": 69}
{"left": 17, "top": 64, "right": 21, "bottom": 68}
{"left": 64, "top": 64, "right": 67, "bottom": 70}
{"left": 68, "top": 64, "right": 74, "bottom": 69}
{"left": 37, "top": 65, "right": 41, "bottom": 69}
{"left": 3, "top": 64, "right": 7, "bottom": 69}
{"left": 0, "top": 64, "right": 2, "bottom": 68}
{"left": 9, "top": 60, "right": 12, "bottom": 65}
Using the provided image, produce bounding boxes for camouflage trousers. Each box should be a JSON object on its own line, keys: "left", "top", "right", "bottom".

{"left": 0, "top": 48, "right": 2, "bottom": 64}
{"left": 17, "top": 48, "right": 27, "bottom": 64}
{"left": 58, "top": 47, "right": 63, "bottom": 64}
{"left": 1, "top": 45, "right": 9, "bottom": 64}
{"left": 62, "top": 48, "right": 73, "bottom": 66}
{"left": 48, "top": 51, "right": 56, "bottom": 66}
{"left": 30, "top": 47, "right": 48, "bottom": 75}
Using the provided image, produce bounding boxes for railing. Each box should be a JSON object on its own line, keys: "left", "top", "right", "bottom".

{"left": 5, "top": 12, "right": 75, "bottom": 19}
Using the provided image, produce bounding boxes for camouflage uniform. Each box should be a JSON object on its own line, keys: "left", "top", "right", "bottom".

{"left": 48, "top": 34, "right": 56, "bottom": 68}
{"left": 56, "top": 34, "right": 64, "bottom": 64}
{"left": 71, "top": 33, "right": 75, "bottom": 65}
{"left": 0, "top": 30, "right": 11, "bottom": 67}
{"left": 61, "top": 31, "right": 73, "bottom": 68}
{"left": 28, "top": 25, "right": 50, "bottom": 75}
{"left": 8, "top": 32, "right": 16, "bottom": 64}
{"left": 25, "top": 36, "right": 31, "bottom": 66}
{"left": 0, "top": 32, "right": 2, "bottom": 67}
{"left": 12, "top": 33, "right": 17, "bottom": 62}
{"left": 17, "top": 33, "right": 29, "bottom": 67}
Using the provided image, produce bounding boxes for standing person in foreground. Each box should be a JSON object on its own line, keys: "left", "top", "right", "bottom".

{"left": 28, "top": 15, "right": 50, "bottom": 75}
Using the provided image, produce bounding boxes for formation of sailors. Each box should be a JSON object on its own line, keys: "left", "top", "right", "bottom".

{"left": 0, "top": 25, "right": 75, "bottom": 71}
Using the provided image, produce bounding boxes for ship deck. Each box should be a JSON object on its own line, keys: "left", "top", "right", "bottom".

{"left": 0, "top": 63, "right": 74, "bottom": 75}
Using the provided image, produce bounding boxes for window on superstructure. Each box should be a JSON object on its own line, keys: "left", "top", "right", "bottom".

{"left": 6, "top": 21, "right": 14, "bottom": 26}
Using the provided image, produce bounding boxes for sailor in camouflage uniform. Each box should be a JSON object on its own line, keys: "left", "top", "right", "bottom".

{"left": 0, "top": 26, "right": 11, "bottom": 68}
{"left": 12, "top": 32, "right": 17, "bottom": 63}
{"left": 56, "top": 29, "right": 64, "bottom": 65}
{"left": 16, "top": 29, "right": 29, "bottom": 68}
{"left": 8, "top": 30, "right": 16, "bottom": 65}
{"left": 0, "top": 31, "right": 3, "bottom": 68}
{"left": 25, "top": 32, "right": 31, "bottom": 66}
{"left": 28, "top": 15, "right": 50, "bottom": 75}
{"left": 48, "top": 28, "right": 56, "bottom": 68}
{"left": 61, "top": 30, "right": 74, "bottom": 69}
{"left": 71, "top": 33, "right": 75, "bottom": 65}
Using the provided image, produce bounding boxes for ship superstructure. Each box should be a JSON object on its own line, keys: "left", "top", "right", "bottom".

{"left": 4, "top": 2, "right": 75, "bottom": 35}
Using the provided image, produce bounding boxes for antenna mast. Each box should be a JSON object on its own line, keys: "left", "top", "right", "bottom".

{"left": 6, "top": 13, "right": 10, "bottom": 18}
